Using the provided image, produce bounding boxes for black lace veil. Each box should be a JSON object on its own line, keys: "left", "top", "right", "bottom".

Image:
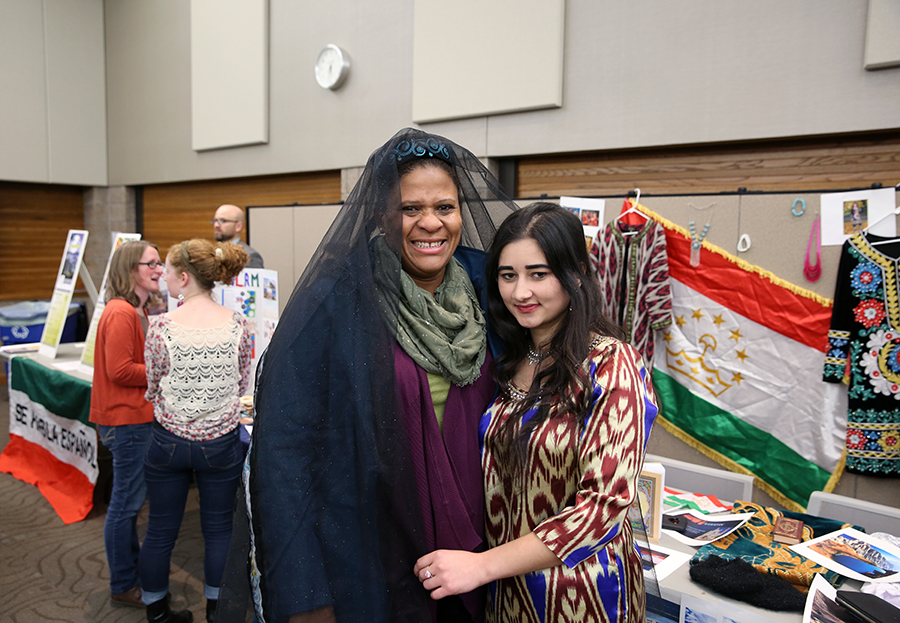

{"left": 217, "top": 128, "right": 517, "bottom": 623}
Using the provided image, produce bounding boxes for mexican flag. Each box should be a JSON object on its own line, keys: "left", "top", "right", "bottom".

{"left": 0, "top": 356, "right": 98, "bottom": 523}
{"left": 647, "top": 209, "right": 846, "bottom": 511}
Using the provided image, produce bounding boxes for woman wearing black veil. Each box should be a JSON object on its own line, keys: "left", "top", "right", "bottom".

{"left": 219, "top": 129, "right": 518, "bottom": 623}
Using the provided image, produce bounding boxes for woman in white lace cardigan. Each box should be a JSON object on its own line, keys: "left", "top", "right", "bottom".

{"left": 140, "top": 239, "right": 252, "bottom": 623}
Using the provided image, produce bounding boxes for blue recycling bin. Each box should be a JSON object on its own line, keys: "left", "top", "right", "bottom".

{"left": 0, "top": 300, "right": 81, "bottom": 345}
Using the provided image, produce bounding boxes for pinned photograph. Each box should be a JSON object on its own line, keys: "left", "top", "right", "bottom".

{"left": 561, "top": 196, "right": 605, "bottom": 243}
{"left": 843, "top": 199, "right": 867, "bottom": 235}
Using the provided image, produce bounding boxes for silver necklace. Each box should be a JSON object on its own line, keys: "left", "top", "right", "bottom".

{"left": 526, "top": 344, "right": 547, "bottom": 366}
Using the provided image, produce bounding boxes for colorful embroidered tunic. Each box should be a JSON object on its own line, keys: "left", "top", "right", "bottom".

{"left": 590, "top": 219, "right": 672, "bottom": 366}
{"left": 824, "top": 233, "right": 900, "bottom": 476}
{"left": 479, "top": 337, "right": 658, "bottom": 623}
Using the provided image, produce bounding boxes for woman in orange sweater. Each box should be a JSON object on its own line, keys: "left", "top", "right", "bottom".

{"left": 89, "top": 240, "right": 165, "bottom": 608}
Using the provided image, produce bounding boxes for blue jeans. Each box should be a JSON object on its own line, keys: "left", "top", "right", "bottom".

{"left": 97, "top": 422, "right": 153, "bottom": 595}
{"left": 139, "top": 422, "right": 242, "bottom": 605}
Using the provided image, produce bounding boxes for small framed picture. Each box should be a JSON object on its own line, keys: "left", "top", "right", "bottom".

{"left": 629, "top": 467, "right": 664, "bottom": 542}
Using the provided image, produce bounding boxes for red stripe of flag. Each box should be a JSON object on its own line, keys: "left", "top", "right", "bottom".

{"left": 664, "top": 228, "right": 832, "bottom": 353}
{"left": 0, "top": 434, "right": 94, "bottom": 524}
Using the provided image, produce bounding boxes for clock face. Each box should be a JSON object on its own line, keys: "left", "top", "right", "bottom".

{"left": 315, "top": 45, "right": 349, "bottom": 90}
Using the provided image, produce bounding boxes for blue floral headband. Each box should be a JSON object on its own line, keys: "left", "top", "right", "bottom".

{"left": 390, "top": 136, "right": 452, "bottom": 165}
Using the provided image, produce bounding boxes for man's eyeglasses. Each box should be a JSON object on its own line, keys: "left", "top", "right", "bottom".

{"left": 137, "top": 261, "right": 164, "bottom": 269}
{"left": 211, "top": 218, "right": 238, "bottom": 225}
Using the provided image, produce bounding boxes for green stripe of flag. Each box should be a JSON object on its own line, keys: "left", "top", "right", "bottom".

{"left": 653, "top": 369, "right": 830, "bottom": 508}
{"left": 10, "top": 357, "right": 92, "bottom": 425}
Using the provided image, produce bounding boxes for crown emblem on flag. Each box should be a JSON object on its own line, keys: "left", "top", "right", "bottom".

{"left": 664, "top": 334, "right": 732, "bottom": 397}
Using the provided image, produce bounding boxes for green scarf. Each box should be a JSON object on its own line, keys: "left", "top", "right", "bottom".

{"left": 373, "top": 236, "right": 486, "bottom": 386}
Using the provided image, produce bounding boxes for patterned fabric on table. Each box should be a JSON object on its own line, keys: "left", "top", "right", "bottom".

{"left": 590, "top": 217, "right": 672, "bottom": 366}
{"left": 479, "top": 337, "right": 658, "bottom": 623}
{"left": 692, "top": 501, "right": 856, "bottom": 591}
{"left": 824, "top": 233, "right": 900, "bottom": 475}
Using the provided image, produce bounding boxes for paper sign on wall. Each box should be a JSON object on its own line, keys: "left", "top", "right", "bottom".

{"left": 820, "top": 187, "right": 897, "bottom": 246}
{"left": 560, "top": 196, "right": 605, "bottom": 249}
{"left": 214, "top": 268, "right": 279, "bottom": 392}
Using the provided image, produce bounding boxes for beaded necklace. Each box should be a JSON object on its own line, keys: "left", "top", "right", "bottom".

{"left": 688, "top": 202, "right": 716, "bottom": 267}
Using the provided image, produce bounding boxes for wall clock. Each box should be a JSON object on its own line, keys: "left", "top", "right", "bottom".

{"left": 315, "top": 44, "right": 350, "bottom": 90}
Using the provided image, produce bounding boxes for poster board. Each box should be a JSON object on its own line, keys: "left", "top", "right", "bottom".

{"left": 214, "top": 268, "right": 279, "bottom": 392}
{"left": 79, "top": 233, "right": 142, "bottom": 373}
{"left": 39, "top": 230, "right": 88, "bottom": 359}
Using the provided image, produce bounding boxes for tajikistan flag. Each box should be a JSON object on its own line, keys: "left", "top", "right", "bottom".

{"left": 648, "top": 210, "right": 846, "bottom": 511}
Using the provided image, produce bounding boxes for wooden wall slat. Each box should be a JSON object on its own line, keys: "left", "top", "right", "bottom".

{"left": 517, "top": 133, "right": 900, "bottom": 197}
{"left": 0, "top": 182, "right": 85, "bottom": 302}
{"left": 142, "top": 171, "right": 341, "bottom": 255}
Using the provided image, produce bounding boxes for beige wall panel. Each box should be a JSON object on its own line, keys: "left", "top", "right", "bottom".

{"left": 106, "top": 0, "right": 193, "bottom": 186}
{"left": 486, "top": 0, "right": 900, "bottom": 157}
{"left": 106, "top": 0, "right": 417, "bottom": 186}
{"left": 44, "top": 0, "right": 107, "bottom": 185}
{"left": 0, "top": 0, "right": 49, "bottom": 183}
{"left": 412, "top": 0, "right": 564, "bottom": 122}
{"left": 190, "top": 0, "right": 268, "bottom": 151}
{"left": 104, "top": 0, "right": 900, "bottom": 185}
{"left": 865, "top": 0, "right": 900, "bottom": 69}
{"left": 243, "top": 203, "right": 342, "bottom": 316}
{"left": 249, "top": 206, "right": 293, "bottom": 315}
{"left": 291, "top": 204, "right": 342, "bottom": 291}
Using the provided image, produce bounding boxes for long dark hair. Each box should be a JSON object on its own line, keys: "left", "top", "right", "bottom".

{"left": 487, "top": 202, "right": 624, "bottom": 447}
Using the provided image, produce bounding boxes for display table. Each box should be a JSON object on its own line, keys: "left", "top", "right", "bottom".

{"left": 653, "top": 516, "right": 862, "bottom": 622}
{"left": 0, "top": 343, "right": 100, "bottom": 524}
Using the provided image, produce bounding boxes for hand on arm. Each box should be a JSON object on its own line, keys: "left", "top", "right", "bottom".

{"left": 413, "top": 532, "right": 562, "bottom": 600}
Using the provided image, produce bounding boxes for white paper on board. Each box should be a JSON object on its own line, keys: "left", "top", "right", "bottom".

{"left": 820, "top": 188, "right": 897, "bottom": 246}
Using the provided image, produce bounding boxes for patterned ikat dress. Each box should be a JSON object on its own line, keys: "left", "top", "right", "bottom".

{"left": 479, "top": 337, "right": 658, "bottom": 623}
{"left": 590, "top": 218, "right": 672, "bottom": 367}
{"left": 824, "top": 233, "right": 900, "bottom": 476}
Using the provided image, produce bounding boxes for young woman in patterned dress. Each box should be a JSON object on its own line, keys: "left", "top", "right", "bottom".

{"left": 140, "top": 239, "right": 252, "bottom": 623}
{"left": 415, "top": 202, "right": 658, "bottom": 622}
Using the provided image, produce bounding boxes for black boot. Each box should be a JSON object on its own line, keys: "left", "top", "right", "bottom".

{"left": 146, "top": 597, "right": 193, "bottom": 623}
{"left": 206, "top": 599, "right": 218, "bottom": 623}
